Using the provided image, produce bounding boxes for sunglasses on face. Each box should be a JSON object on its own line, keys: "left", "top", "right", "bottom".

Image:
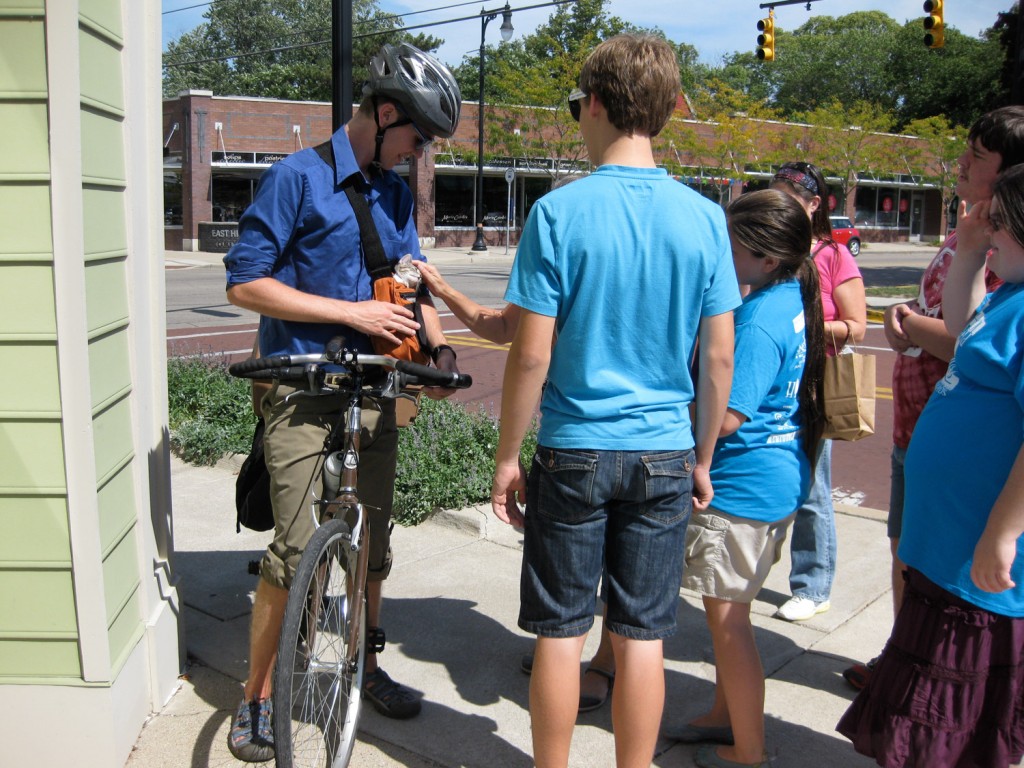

{"left": 568, "top": 88, "right": 587, "bottom": 122}
{"left": 409, "top": 120, "right": 434, "bottom": 151}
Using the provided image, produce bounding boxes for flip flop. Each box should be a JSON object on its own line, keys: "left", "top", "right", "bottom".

{"left": 578, "top": 666, "right": 615, "bottom": 713}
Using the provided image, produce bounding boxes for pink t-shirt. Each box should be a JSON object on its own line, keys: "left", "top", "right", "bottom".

{"left": 813, "top": 239, "right": 862, "bottom": 355}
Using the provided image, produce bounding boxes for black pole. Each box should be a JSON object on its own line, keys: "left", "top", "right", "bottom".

{"left": 332, "top": 0, "right": 353, "bottom": 131}
{"left": 473, "top": 11, "right": 496, "bottom": 252}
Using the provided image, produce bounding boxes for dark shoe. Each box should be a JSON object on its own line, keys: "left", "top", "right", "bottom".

{"left": 842, "top": 654, "right": 879, "bottom": 691}
{"left": 363, "top": 667, "right": 422, "bottom": 719}
{"left": 664, "top": 722, "right": 735, "bottom": 745}
{"left": 227, "top": 697, "right": 274, "bottom": 763}
{"left": 521, "top": 653, "right": 534, "bottom": 675}
{"left": 578, "top": 666, "right": 615, "bottom": 713}
{"left": 694, "top": 744, "right": 768, "bottom": 768}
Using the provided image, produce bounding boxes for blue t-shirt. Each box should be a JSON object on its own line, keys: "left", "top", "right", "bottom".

{"left": 710, "top": 280, "right": 810, "bottom": 522}
{"left": 224, "top": 128, "right": 422, "bottom": 357}
{"left": 504, "top": 165, "right": 740, "bottom": 450}
{"left": 900, "top": 282, "right": 1024, "bottom": 617}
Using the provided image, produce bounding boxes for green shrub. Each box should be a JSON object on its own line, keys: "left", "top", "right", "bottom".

{"left": 393, "top": 398, "right": 538, "bottom": 525}
{"left": 167, "top": 356, "right": 256, "bottom": 464}
{"left": 167, "top": 357, "right": 539, "bottom": 523}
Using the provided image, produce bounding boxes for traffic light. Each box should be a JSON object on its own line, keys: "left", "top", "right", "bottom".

{"left": 757, "top": 14, "right": 775, "bottom": 61}
{"left": 923, "top": 0, "right": 944, "bottom": 48}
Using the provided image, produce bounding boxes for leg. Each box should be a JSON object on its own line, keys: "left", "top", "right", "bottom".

{"left": 365, "top": 580, "right": 383, "bottom": 674}
{"left": 890, "top": 538, "right": 906, "bottom": 616}
{"left": 243, "top": 579, "right": 289, "bottom": 700}
{"left": 701, "top": 597, "right": 765, "bottom": 765}
{"left": 786, "top": 439, "right": 836, "bottom": 604}
{"left": 531, "top": 635, "right": 588, "bottom": 768}
{"left": 580, "top": 604, "right": 615, "bottom": 706}
{"left": 608, "top": 634, "right": 665, "bottom": 768}
{"left": 887, "top": 445, "right": 908, "bottom": 618}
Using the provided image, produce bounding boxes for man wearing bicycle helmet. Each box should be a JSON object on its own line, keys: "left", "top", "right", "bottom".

{"left": 223, "top": 42, "right": 461, "bottom": 762}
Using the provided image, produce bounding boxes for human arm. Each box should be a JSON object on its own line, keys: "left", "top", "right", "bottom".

{"left": 889, "top": 303, "right": 957, "bottom": 362}
{"left": 692, "top": 311, "right": 735, "bottom": 511}
{"left": 415, "top": 261, "right": 522, "bottom": 344}
{"left": 491, "top": 309, "right": 555, "bottom": 527}
{"left": 971, "top": 444, "right": 1024, "bottom": 593}
{"left": 944, "top": 200, "right": 992, "bottom": 337}
{"left": 416, "top": 294, "right": 462, "bottom": 400}
{"left": 719, "top": 408, "right": 746, "bottom": 437}
{"left": 226, "top": 278, "right": 419, "bottom": 347}
{"left": 826, "top": 277, "right": 867, "bottom": 349}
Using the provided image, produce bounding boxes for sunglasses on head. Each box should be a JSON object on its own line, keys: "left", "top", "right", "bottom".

{"left": 568, "top": 88, "right": 587, "bottom": 122}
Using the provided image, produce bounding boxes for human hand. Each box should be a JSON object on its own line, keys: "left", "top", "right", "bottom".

{"left": 414, "top": 262, "right": 451, "bottom": 297}
{"left": 956, "top": 198, "right": 992, "bottom": 262}
{"left": 422, "top": 345, "right": 459, "bottom": 401}
{"left": 491, "top": 459, "right": 527, "bottom": 528}
{"left": 691, "top": 464, "right": 714, "bottom": 512}
{"left": 883, "top": 303, "right": 914, "bottom": 353}
{"left": 971, "top": 527, "right": 1018, "bottom": 593}
{"left": 348, "top": 301, "right": 419, "bottom": 346}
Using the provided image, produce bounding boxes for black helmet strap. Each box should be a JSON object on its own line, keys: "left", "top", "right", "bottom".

{"left": 369, "top": 95, "right": 413, "bottom": 178}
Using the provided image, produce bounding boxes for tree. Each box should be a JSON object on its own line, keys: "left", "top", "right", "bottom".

{"left": 887, "top": 19, "right": 1004, "bottom": 129}
{"left": 900, "top": 116, "right": 968, "bottom": 233}
{"left": 659, "top": 80, "right": 780, "bottom": 204}
{"left": 797, "top": 100, "right": 895, "bottom": 216}
{"left": 162, "top": 0, "right": 442, "bottom": 100}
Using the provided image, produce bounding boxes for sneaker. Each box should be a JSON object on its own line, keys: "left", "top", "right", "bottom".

{"left": 843, "top": 655, "right": 880, "bottom": 691}
{"left": 227, "top": 696, "right": 274, "bottom": 763}
{"left": 363, "top": 667, "right": 422, "bottom": 719}
{"left": 774, "top": 596, "right": 830, "bottom": 622}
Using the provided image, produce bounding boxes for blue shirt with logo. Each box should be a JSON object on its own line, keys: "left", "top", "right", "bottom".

{"left": 901, "top": 281, "right": 1024, "bottom": 616}
{"left": 710, "top": 279, "right": 810, "bottom": 522}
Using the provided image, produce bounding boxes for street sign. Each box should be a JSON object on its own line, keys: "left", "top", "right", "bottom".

{"left": 504, "top": 167, "right": 516, "bottom": 184}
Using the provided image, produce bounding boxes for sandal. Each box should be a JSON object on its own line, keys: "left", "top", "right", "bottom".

{"left": 578, "top": 666, "right": 615, "bottom": 713}
{"left": 842, "top": 655, "right": 879, "bottom": 691}
{"left": 362, "top": 668, "right": 422, "bottom": 719}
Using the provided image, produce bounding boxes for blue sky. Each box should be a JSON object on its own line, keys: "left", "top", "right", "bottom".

{"left": 162, "top": 0, "right": 1010, "bottom": 68}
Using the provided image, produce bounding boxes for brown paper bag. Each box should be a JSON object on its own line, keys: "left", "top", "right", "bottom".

{"left": 822, "top": 349, "right": 876, "bottom": 441}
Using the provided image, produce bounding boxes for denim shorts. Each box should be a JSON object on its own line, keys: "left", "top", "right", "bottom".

{"left": 519, "top": 446, "right": 694, "bottom": 641}
{"left": 888, "top": 444, "right": 907, "bottom": 540}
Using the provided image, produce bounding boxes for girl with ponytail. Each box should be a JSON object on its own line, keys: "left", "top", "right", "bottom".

{"left": 670, "top": 189, "right": 825, "bottom": 768}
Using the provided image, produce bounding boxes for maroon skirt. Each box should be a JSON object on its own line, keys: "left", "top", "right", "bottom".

{"left": 837, "top": 569, "right": 1024, "bottom": 767}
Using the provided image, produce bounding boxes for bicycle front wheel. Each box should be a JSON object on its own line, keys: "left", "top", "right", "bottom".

{"left": 274, "top": 518, "right": 366, "bottom": 768}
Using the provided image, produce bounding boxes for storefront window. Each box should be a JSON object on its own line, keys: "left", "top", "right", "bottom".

{"left": 164, "top": 173, "right": 182, "bottom": 225}
{"left": 435, "top": 175, "right": 474, "bottom": 226}
{"left": 854, "top": 186, "right": 911, "bottom": 229}
{"left": 211, "top": 177, "right": 255, "bottom": 222}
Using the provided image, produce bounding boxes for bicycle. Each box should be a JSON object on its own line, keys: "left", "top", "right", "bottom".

{"left": 229, "top": 337, "right": 472, "bottom": 768}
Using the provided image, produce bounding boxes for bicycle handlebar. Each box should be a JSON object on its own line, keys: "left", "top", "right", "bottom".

{"left": 228, "top": 348, "right": 472, "bottom": 389}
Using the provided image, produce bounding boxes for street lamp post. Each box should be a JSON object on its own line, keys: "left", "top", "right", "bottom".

{"left": 472, "top": 3, "right": 513, "bottom": 252}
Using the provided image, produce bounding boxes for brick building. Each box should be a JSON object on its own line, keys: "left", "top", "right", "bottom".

{"left": 163, "top": 90, "right": 948, "bottom": 252}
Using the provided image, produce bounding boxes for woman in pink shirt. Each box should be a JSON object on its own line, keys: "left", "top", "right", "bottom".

{"left": 770, "top": 161, "right": 867, "bottom": 622}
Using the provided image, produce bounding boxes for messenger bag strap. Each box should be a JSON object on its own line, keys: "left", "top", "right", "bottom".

{"left": 313, "top": 139, "right": 392, "bottom": 281}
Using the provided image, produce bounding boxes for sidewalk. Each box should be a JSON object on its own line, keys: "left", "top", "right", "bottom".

{"left": 126, "top": 455, "right": 889, "bottom": 767}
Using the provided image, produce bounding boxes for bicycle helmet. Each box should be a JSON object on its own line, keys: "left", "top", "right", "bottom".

{"left": 364, "top": 43, "right": 462, "bottom": 139}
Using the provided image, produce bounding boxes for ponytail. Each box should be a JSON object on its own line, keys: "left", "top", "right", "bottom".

{"left": 796, "top": 257, "right": 826, "bottom": 463}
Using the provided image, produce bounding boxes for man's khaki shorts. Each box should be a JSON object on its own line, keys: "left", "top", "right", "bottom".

{"left": 683, "top": 507, "right": 795, "bottom": 603}
{"left": 259, "top": 382, "right": 398, "bottom": 590}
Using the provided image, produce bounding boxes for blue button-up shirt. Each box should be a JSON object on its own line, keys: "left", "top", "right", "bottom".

{"left": 224, "top": 128, "right": 423, "bottom": 357}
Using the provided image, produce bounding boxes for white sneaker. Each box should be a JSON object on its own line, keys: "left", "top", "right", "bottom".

{"left": 774, "top": 596, "right": 830, "bottom": 622}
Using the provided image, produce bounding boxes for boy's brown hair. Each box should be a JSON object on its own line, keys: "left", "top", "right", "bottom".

{"left": 578, "top": 34, "right": 680, "bottom": 138}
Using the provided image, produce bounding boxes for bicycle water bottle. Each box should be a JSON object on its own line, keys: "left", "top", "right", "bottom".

{"left": 323, "top": 452, "right": 344, "bottom": 499}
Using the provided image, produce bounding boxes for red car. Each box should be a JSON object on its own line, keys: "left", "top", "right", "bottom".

{"left": 829, "top": 216, "right": 861, "bottom": 257}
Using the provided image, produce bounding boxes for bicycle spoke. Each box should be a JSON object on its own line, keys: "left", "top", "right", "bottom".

{"left": 275, "top": 519, "right": 366, "bottom": 768}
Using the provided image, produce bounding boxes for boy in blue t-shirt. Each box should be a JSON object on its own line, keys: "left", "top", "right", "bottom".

{"left": 490, "top": 34, "right": 740, "bottom": 768}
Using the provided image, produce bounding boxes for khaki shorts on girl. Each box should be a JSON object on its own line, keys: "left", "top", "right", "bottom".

{"left": 683, "top": 507, "right": 795, "bottom": 603}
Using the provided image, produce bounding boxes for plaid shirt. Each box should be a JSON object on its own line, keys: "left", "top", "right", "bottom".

{"left": 892, "top": 230, "right": 1002, "bottom": 448}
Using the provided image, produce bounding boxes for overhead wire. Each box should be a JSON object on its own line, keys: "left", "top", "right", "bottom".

{"left": 164, "top": 0, "right": 574, "bottom": 69}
